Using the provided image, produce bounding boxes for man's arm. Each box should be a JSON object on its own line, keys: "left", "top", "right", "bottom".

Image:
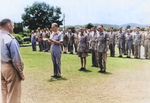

{"left": 105, "top": 33, "right": 109, "bottom": 52}
{"left": 9, "top": 39, "right": 25, "bottom": 80}
{"left": 49, "top": 33, "right": 63, "bottom": 45}
{"left": 49, "top": 39, "right": 63, "bottom": 45}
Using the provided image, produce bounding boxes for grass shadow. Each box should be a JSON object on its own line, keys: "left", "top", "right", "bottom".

{"left": 82, "top": 69, "right": 92, "bottom": 73}
{"left": 48, "top": 77, "right": 67, "bottom": 82}
{"left": 99, "top": 71, "right": 112, "bottom": 75}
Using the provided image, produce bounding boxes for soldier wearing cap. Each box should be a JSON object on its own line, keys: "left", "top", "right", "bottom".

{"left": 37, "top": 27, "right": 43, "bottom": 51}
{"left": 48, "top": 23, "right": 63, "bottom": 78}
{"left": 97, "top": 25, "right": 109, "bottom": 73}
{"left": 125, "top": 29, "right": 133, "bottom": 58}
{"left": 31, "top": 30, "right": 36, "bottom": 51}
{"left": 143, "top": 27, "right": 150, "bottom": 59}
{"left": 134, "top": 27, "right": 142, "bottom": 58}
{"left": 109, "top": 27, "right": 117, "bottom": 57}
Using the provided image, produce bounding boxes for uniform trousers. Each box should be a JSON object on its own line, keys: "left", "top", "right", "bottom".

{"left": 31, "top": 39, "right": 36, "bottom": 51}
{"left": 51, "top": 46, "right": 61, "bottom": 76}
{"left": 134, "top": 45, "right": 141, "bottom": 58}
{"left": 38, "top": 40, "right": 43, "bottom": 51}
{"left": 144, "top": 40, "right": 150, "bottom": 58}
{"left": 97, "top": 52, "right": 107, "bottom": 70}
{"left": 91, "top": 49, "right": 98, "bottom": 66}
{"left": 109, "top": 43, "right": 115, "bottom": 56}
{"left": 1, "top": 61, "right": 21, "bottom": 103}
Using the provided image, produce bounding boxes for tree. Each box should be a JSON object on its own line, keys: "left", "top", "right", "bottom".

{"left": 85, "top": 23, "right": 94, "bottom": 29}
{"left": 125, "top": 25, "right": 131, "bottom": 30}
{"left": 22, "top": 2, "right": 63, "bottom": 30}
{"left": 67, "top": 27, "right": 75, "bottom": 33}
{"left": 14, "top": 22, "right": 23, "bottom": 34}
{"left": 140, "top": 27, "right": 145, "bottom": 31}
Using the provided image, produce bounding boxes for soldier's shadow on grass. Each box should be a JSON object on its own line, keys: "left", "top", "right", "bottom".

{"left": 48, "top": 77, "right": 67, "bottom": 82}
{"left": 99, "top": 71, "right": 112, "bottom": 75}
{"left": 80, "top": 69, "right": 92, "bottom": 73}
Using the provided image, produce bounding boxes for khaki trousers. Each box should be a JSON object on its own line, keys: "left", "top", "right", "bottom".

{"left": 144, "top": 40, "right": 150, "bottom": 58}
{"left": 91, "top": 49, "right": 98, "bottom": 66}
{"left": 134, "top": 45, "right": 141, "bottom": 58}
{"left": 97, "top": 52, "right": 107, "bottom": 70}
{"left": 1, "top": 61, "right": 21, "bottom": 103}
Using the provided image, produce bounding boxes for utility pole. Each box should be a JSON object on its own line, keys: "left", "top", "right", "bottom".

{"left": 63, "top": 13, "right": 65, "bottom": 30}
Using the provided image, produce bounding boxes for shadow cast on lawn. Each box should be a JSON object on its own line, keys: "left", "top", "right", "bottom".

{"left": 79, "top": 69, "right": 92, "bottom": 73}
{"left": 99, "top": 71, "right": 112, "bottom": 75}
{"left": 48, "top": 77, "right": 67, "bottom": 82}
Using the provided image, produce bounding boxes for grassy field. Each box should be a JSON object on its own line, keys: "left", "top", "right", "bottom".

{"left": 20, "top": 46, "right": 150, "bottom": 103}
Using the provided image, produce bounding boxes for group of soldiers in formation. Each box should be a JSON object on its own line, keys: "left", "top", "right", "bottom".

{"left": 31, "top": 25, "right": 150, "bottom": 73}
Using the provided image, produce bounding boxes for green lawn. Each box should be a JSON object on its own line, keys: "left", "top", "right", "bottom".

{"left": 20, "top": 46, "right": 149, "bottom": 103}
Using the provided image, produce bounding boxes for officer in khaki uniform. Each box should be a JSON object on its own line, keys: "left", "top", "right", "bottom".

{"left": 143, "top": 28, "right": 150, "bottom": 59}
{"left": 97, "top": 25, "right": 109, "bottom": 73}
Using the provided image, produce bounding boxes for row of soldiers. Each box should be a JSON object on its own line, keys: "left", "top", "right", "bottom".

{"left": 31, "top": 27, "right": 51, "bottom": 51}
{"left": 31, "top": 26, "right": 150, "bottom": 60}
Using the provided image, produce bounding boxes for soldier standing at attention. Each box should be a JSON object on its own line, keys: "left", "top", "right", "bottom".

{"left": 97, "top": 25, "right": 109, "bottom": 73}
{"left": 125, "top": 29, "right": 133, "bottom": 58}
{"left": 134, "top": 27, "right": 142, "bottom": 59}
{"left": 68, "top": 29, "right": 74, "bottom": 54}
{"left": 74, "top": 30, "right": 79, "bottom": 53}
{"left": 48, "top": 23, "right": 63, "bottom": 78}
{"left": 43, "top": 28, "right": 49, "bottom": 52}
{"left": 31, "top": 30, "right": 36, "bottom": 51}
{"left": 47, "top": 28, "right": 51, "bottom": 50}
{"left": 63, "top": 30, "right": 69, "bottom": 54}
{"left": 77, "top": 29, "right": 89, "bottom": 71}
{"left": 117, "top": 27, "right": 126, "bottom": 57}
{"left": 37, "top": 27, "right": 43, "bottom": 51}
{"left": 109, "top": 27, "right": 116, "bottom": 57}
{"left": 143, "top": 28, "right": 150, "bottom": 59}
{"left": 131, "top": 28, "right": 137, "bottom": 55}
{"left": 90, "top": 27, "right": 98, "bottom": 67}
{"left": 1, "top": 19, "right": 25, "bottom": 103}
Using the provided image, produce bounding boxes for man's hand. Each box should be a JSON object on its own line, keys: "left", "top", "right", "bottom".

{"left": 20, "top": 72, "right": 25, "bottom": 80}
{"left": 106, "top": 46, "right": 109, "bottom": 52}
{"left": 48, "top": 39, "right": 53, "bottom": 43}
{"left": 49, "top": 39, "right": 54, "bottom": 42}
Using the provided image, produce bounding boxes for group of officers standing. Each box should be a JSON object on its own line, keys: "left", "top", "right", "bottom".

{"left": 31, "top": 25, "right": 150, "bottom": 73}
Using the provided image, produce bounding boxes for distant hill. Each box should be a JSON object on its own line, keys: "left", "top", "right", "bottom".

{"left": 64, "top": 23, "right": 149, "bottom": 30}
{"left": 120, "top": 23, "right": 149, "bottom": 29}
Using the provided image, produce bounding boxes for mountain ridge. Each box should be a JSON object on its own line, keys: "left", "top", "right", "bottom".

{"left": 64, "top": 23, "right": 149, "bottom": 29}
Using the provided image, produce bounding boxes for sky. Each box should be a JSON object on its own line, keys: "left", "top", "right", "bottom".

{"left": 0, "top": 0, "right": 150, "bottom": 26}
